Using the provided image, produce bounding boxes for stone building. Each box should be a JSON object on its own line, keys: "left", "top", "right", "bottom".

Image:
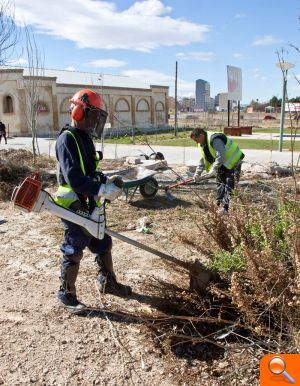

{"left": 0, "top": 67, "right": 169, "bottom": 136}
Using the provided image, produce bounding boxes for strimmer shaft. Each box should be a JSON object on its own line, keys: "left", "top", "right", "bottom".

{"left": 105, "top": 228, "right": 175, "bottom": 263}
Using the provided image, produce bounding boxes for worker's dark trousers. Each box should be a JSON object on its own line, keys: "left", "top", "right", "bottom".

{"left": 0, "top": 133, "right": 7, "bottom": 144}
{"left": 216, "top": 162, "right": 242, "bottom": 211}
{"left": 59, "top": 219, "right": 112, "bottom": 296}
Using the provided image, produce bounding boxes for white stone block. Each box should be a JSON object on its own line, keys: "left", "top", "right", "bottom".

{"left": 126, "top": 157, "right": 142, "bottom": 165}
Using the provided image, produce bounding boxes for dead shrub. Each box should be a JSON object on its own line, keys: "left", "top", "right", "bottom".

{"left": 0, "top": 149, "right": 57, "bottom": 200}
{"left": 175, "top": 181, "right": 299, "bottom": 351}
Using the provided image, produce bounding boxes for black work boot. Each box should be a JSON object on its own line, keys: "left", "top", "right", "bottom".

{"left": 57, "top": 287, "right": 86, "bottom": 313}
{"left": 97, "top": 271, "right": 132, "bottom": 297}
{"left": 95, "top": 251, "right": 132, "bottom": 297}
{"left": 57, "top": 253, "right": 86, "bottom": 313}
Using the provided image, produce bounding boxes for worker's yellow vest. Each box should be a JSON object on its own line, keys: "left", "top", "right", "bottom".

{"left": 54, "top": 130, "right": 101, "bottom": 209}
{"left": 198, "top": 132, "right": 243, "bottom": 172}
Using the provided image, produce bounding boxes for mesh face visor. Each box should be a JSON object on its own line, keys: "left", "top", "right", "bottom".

{"left": 85, "top": 108, "right": 108, "bottom": 138}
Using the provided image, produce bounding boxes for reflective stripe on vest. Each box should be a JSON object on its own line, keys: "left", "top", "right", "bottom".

{"left": 94, "top": 152, "right": 103, "bottom": 205}
{"left": 54, "top": 130, "right": 86, "bottom": 208}
{"left": 198, "top": 132, "right": 243, "bottom": 171}
{"left": 95, "top": 151, "right": 100, "bottom": 170}
{"left": 65, "top": 130, "right": 86, "bottom": 175}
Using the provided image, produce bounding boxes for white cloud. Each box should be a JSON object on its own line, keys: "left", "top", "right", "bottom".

{"left": 234, "top": 13, "right": 246, "bottom": 19}
{"left": 7, "top": 57, "right": 28, "bottom": 65}
{"left": 14, "top": 0, "right": 210, "bottom": 52}
{"left": 233, "top": 53, "right": 242, "bottom": 59}
{"left": 176, "top": 51, "right": 216, "bottom": 61}
{"left": 88, "top": 59, "right": 127, "bottom": 68}
{"left": 122, "top": 69, "right": 195, "bottom": 96}
{"left": 123, "top": 0, "right": 172, "bottom": 16}
{"left": 65, "top": 66, "right": 76, "bottom": 71}
{"left": 252, "top": 35, "right": 283, "bottom": 46}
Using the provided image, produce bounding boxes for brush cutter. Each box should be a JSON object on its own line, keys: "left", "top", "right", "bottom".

{"left": 11, "top": 174, "right": 211, "bottom": 293}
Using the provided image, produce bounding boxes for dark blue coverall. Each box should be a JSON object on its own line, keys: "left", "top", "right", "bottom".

{"left": 55, "top": 127, "right": 112, "bottom": 296}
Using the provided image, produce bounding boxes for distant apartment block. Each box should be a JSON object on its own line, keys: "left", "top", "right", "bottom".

{"left": 215, "top": 92, "right": 228, "bottom": 111}
{"left": 209, "top": 97, "right": 215, "bottom": 111}
{"left": 195, "top": 79, "right": 211, "bottom": 111}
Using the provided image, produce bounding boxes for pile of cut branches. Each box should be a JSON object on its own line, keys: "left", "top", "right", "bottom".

{"left": 0, "top": 149, "right": 57, "bottom": 200}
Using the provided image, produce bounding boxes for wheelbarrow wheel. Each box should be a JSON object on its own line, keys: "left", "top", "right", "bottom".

{"left": 139, "top": 177, "right": 158, "bottom": 198}
{"left": 148, "top": 152, "right": 165, "bottom": 160}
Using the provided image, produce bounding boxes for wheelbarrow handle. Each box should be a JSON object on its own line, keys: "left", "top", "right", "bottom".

{"left": 165, "top": 177, "right": 194, "bottom": 191}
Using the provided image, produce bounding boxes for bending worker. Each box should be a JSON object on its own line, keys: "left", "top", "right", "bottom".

{"left": 191, "top": 128, "right": 244, "bottom": 213}
{"left": 55, "top": 89, "right": 132, "bottom": 312}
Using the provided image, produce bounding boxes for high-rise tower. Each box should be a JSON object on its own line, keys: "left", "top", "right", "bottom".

{"left": 195, "top": 79, "right": 211, "bottom": 111}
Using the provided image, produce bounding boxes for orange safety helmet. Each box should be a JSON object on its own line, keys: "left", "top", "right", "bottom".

{"left": 69, "top": 89, "right": 108, "bottom": 138}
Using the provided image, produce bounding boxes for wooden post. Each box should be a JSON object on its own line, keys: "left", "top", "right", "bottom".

{"left": 237, "top": 100, "right": 240, "bottom": 127}
{"left": 174, "top": 61, "right": 178, "bottom": 137}
{"left": 227, "top": 100, "right": 230, "bottom": 126}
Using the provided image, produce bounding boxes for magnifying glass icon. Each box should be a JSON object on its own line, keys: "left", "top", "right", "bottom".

{"left": 268, "top": 356, "right": 295, "bottom": 384}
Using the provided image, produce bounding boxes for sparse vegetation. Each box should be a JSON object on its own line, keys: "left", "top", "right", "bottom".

{"left": 103, "top": 130, "right": 300, "bottom": 150}
{"left": 209, "top": 246, "right": 245, "bottom": 274}
{"left": 176, "top": 182, "right": 299, "bottom": 352}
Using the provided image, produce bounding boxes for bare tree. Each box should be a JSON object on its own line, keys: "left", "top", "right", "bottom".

{"left": 19, "top": 26, "right": 45, "bottom": 162}
{"left": 0, "top": 1, "right": 18, "bottom": 65}
{"left": 276, "top": 49, "right": 299, "bottom": 193}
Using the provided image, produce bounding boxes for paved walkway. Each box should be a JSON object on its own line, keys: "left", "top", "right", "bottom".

{"left": 0, "top": 136, "right": 299, "bottom": 165}
{"left": 238, "top": 132, "right": 300, "bottom": 141}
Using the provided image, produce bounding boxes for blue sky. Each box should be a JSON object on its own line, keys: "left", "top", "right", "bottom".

{"left": 9, "top": 0, "right": 300, "bottom": 103}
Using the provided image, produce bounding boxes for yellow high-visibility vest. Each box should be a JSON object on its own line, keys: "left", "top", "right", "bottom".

{"left": 198, "top": 132, "right": 243, "bottom": 172}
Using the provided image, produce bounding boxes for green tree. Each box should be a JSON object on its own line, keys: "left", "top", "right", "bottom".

{"left": 269, "top": 96, "right": 281, "bottom": 107}
{"left": 289, "top": 96, "right": 300, "bottom": 102}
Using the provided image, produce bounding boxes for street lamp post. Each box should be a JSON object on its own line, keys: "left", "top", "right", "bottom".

{"left": 276, "top": 61, "right": 295, "bottom": 152}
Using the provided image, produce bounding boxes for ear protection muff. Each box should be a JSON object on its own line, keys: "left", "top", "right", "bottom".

{"left": 69, "top": 93, "right": 89, "bottom": 122}
{"left": 70, "top": 103, "right": 85, "bottom": 121}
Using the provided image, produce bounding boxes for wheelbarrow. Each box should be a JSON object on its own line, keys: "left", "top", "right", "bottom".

{"left": 107, "top": 167, "right": 159, "bottom": 201}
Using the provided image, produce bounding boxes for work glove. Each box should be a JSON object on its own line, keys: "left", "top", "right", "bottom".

{"left": 193, "top": 173, "right": 203, "bottom": 183}
{"left": 193, "top": 165, "right": 204, "bottom": 182}
{"left": 204, "top": 167, "right": 218, "bottom": 179}
{"left": 97, "top": 176, "right": 123, "bottom": 202}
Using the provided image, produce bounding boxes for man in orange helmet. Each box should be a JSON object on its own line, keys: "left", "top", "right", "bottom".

{"left": 55, "top": 89, "right": 132, "bottom": 312}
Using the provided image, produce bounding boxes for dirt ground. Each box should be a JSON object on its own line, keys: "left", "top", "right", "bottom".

{"left": 0, "top": 150, "right": 285, "bottom": 385}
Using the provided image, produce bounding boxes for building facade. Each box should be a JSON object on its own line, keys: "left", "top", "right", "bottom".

{"left": 195, "top": 79, "right": 211, "bottom": 111}
{"left": 0, "top": 68, "right": 169, "bottom": 136}
{"left": 179, "top": 97, "right": 195, "bottom": 112}
{"left": 215, "top": 92, "right": 228, "bottom": 111}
